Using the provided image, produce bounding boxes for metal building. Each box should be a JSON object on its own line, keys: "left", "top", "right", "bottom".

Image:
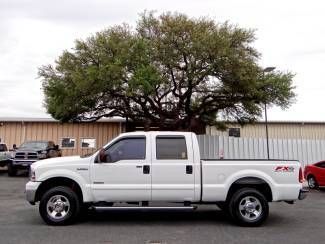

{"left": 0, "top": 117, "right": 124, "bottom": 156}
{"left": 206, "top": 121, "right": 325, "bottom": 140}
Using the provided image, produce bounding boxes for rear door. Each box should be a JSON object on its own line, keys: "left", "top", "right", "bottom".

{"left": 151, "top": 133, "right": 195, "bottom": 201}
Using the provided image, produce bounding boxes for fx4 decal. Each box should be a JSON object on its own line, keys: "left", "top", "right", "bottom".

{"left": 275, "top": 166, "right": 294, "bottom": 172}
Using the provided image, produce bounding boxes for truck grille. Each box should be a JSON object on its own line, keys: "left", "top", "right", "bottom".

{"left": 15, "top": 152, "right": 38, "bottom": 160}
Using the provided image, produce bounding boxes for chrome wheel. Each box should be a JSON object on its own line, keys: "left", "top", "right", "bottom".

{"left": 46, "top": 195, "right": 70, "bottom": 220}
{"left": 239, "top": 196, "right": 262, "bottom": 221}
{"left": 308, "top": 177, "right": 316, "bottom": 188}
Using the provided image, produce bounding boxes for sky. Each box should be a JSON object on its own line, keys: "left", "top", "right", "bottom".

{"left": 0, "top": 0, "right": 325, "bottom": 121}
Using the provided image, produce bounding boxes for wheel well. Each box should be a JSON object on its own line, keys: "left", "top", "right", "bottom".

{"left": 35, "top": 177, "right": 83, "bottom": 203}
{"left": 306, "top": 174, "right": 314, "bottom": 179}
{"left": 226, "top": 177, "right": 273, "bottom": 202}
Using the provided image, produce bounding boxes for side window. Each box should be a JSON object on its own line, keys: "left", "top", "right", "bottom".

{"left": 317, "top": 162, "right": 325, "bottom": 168}
{"left": 104, "top": 137, "right": 146, "bottom": 163}
{"left": 60, "top": 137, "right": 76, "bottom": 149}
{"left": 229, "top": 128, "right": 240, "bottom": 137}
{"left": 156, "top": 136, "right": 188, "bottom": 160}
{"left": 81, "top": 138, "right": 96, "bottom": 149}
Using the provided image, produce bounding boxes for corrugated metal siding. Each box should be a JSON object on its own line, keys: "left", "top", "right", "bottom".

{"left": 0, "top": 121, "right": 122, "bottom": 156}
{"left": 198, "top": 135, "right": 325, "bottom": 167}
{"left": 206, "top": 123, "right": 325, "bottom": 140}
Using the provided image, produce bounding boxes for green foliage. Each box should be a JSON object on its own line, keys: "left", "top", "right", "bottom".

{"left": 39, "top": 11, "right": 295, "bottom": 132}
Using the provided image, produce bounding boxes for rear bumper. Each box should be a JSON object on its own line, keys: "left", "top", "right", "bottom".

{"left": 298, "top": 188, "right": 308, "bottom": 200}
{"left": 25, "top": 181, "right": 42, "bottom": 205}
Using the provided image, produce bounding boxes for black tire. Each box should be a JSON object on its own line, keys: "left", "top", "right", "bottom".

{"left": 307, "top": 175, "right": 318, "bottom": 189}
{"left": 228, "top": 188, "right": 269, "bottom": 227}
{"left": 39, "top": 186, "right": 80, "bottom": 225}
{"left": 7, "top": 162, "right": 17, "bottom": 176}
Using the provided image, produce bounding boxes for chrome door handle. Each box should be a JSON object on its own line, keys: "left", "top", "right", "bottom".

{"left": 136, "top": 165, "right": 143, "bottom": 168}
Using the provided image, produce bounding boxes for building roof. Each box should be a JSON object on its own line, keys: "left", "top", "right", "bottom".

{"left": 1, "top": 117, "right": 325, "bottom": 125}
{"left": 0, "top": 117, "right": 125, "bottom": 123}
{"left": 245, "top": 120, "right": 325, "bottom": 125}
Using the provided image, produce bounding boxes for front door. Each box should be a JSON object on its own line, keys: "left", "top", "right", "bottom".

{"left": 90, "top": 135, "right": 151, "bottom": 202}
{"left": 151, "top": 133, "right": 195, "bottom": 201}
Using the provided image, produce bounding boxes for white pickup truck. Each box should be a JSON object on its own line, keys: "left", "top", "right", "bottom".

{"left": 26, "top": 131, "right": 307, "bottom": 226}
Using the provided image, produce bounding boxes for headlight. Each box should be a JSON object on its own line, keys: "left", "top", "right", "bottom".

{"left": 29, "top": 168, "right": 36, "bottom": 182}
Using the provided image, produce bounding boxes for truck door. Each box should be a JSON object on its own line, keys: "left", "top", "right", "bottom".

{"left": 151, "top": 133, "right": 195, "bottom": 201}
{"left": 90, "top": 135, "right": 151, "bottom": 202}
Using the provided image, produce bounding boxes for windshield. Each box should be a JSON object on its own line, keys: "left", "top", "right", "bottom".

{"left": 19, "top": 141, "right": 48, "bottom": 150}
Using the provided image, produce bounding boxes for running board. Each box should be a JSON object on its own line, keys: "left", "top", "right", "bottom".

{"left": 93, "top": 206, "right": 197, "bottom": 211}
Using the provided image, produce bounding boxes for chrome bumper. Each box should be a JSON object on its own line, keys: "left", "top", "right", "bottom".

{"left": 25, "top": 181, "right": 42, "bottom": 205}
{"left": 298, "top": 188, "right": 308, "bottom": 200}
{"left": 13, "top": 160, "right": 37, "bottom": 166}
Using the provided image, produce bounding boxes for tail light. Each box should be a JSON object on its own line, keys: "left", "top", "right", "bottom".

{"left": 299, "top": 167, "right": 304, "bottom": 183}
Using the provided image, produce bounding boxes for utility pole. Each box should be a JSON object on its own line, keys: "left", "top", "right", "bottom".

{"left": 263, "top": 67, "right": 276, "bottom": 160}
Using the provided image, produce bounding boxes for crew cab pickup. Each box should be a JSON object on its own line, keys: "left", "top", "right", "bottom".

{"left": 9, "top": 140, "right": 61, "bottom": 176}
{"left": 26, "top": 132, "right": 307, "bottom": 226}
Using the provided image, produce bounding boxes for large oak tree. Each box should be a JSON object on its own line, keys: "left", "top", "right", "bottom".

{"left": 39, "top": 12, "right": 295, "bottom": 133}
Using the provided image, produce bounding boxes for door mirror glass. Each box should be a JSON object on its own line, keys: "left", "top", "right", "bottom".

{"left": 98, "top": 148, "right": 106, "bottom": 163}
{"left": 97, "top": 148, "right": 113, "bottom": 163}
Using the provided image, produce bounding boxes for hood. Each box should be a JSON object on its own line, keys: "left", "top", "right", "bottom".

{"left": 16, "top": 148, "right": 43, "bottom": 152}
{"left": 32, "top": 155, "right": 88, "bottom": 169}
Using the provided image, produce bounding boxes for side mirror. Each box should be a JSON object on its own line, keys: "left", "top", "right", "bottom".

{"left": 98, "top": 148, "right": 106, "bottom": 163}
{"left": 97, "top": 148, "right": 113, "bottom": 163}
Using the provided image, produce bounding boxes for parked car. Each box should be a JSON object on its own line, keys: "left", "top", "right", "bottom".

{"left": 26, "top": 131, "right": 307, "bottom": 226}
{"left": 8, "top": 140, "right": 61, "bottom": 176}
{"left": 304, "top": 161, "right": 325, "bottom": 189}
{"left": 0, "top": 143, "right": 13, "bottom": 167}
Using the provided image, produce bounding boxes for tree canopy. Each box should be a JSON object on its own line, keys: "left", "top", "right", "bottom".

{"left": 39, "top": 12, "right": 295, "bottom": 132}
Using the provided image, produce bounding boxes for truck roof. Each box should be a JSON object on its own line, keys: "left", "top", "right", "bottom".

{"left": 120, "top": 131, "right": 195, "bottom": 137}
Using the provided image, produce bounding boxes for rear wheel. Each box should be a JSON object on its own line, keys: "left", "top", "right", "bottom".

{"left": 308, "top": 176, "right": 318, "bottom": 189}
{"left": 7, "top": 162, "right": 17, "bottom": 176}
{"left": 228, "top": 188, "right": 269, "bottom": 227}
{"left": 39, "top": 186, "right": 80, "bottom": 225}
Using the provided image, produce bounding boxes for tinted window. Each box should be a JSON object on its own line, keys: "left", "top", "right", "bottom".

{"left": 229, "top": 128, "right": 240, "bottom": 137}
{"left": 316, "top": 162, "right": 325, "bottom": 168}
{"left": 61, "top": 138, "right": 76, "bottom": 148}
{"left": 81, "top": 138, "right": 96, "bottom": 148}
{"left": 156, "top": 136, "right": 188, "bottom": 159}
{"left": 105, "top": 137, "right": 146, "bottom": 162}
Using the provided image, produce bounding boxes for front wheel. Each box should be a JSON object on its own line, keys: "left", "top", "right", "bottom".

{"left": 39, "top": 186, "right": 80, "bottom": 225}
{"left": 228, "top": 188, "right": 269, "bottom": 227}
{"left": 7, "top": 162, "right": 17, "bottom": 176}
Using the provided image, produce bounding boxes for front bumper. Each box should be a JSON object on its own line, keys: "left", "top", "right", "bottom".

{"left": 25, "top": 181, "right": 42, "bottom": 205}
{"left": 13, "top": 160, "right": 37, "bottom": 168}
{"left": 298, "top": 188, "right": 309, "bottom": 200}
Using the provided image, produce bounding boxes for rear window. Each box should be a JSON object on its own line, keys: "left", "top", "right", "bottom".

{"left": 0, "top": 144, "right": 7, "bottom": 152}
{"left": 156, "top": 136, "right": 188, "bottom": 160}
